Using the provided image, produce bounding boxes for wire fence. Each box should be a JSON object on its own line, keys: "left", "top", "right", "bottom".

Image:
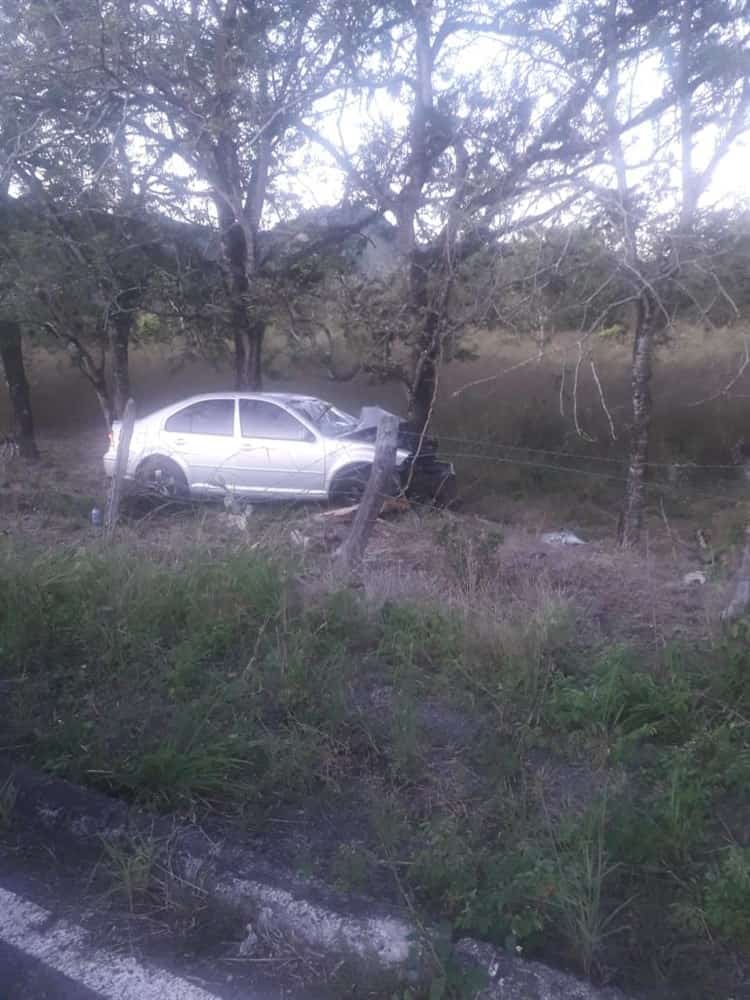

{"left": 97, "top": 411, "right": 749, "bottom": 522}
{"left": 122, "top": 444, "right": 747, "bottom": 521}
{"left": 432, "top": 432, "right": 742, "bottom": 471}
{"left": 439, "top": 446, "right": 749, "bottom": 506}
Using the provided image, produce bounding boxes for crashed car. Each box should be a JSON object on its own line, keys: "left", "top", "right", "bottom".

{"left": 103, "top": 392, "right": 456, "bottom": 505}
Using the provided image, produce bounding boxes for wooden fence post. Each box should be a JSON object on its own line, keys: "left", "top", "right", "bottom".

{"left": 105, "top": 398, "right": 136, "bottom": 538}
{"left": 723, "top": 527, "right": 750, "bottom": 623}
{"left": 337, "top": 412, "right": 399, "bottom": 573}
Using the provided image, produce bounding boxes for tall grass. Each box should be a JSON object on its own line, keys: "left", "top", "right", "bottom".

{"left": 2, "top": 541, "right": 750, "bottom": 997}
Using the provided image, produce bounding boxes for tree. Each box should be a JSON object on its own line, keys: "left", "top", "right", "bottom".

{"left": 0, "top": 321, "right": 37, "bottom": 459}
{"left": 97, "top": 0, "right": 388, "bottom": 391}
{"left": 0, "top": 190, "right": 38, "bottom": 457}
{"left": 0, "top": 0, "right": 137, "bottom": 426}
{"left": 598, "top": 0, "right": 750, "bottom": 546}
{"left": 593, "top": 0, "right": 661, "bottom": 547}
{"left": 667, "top": 0, "right": 750, "bottom": 233}
{"left": 303, "top": 0, "right": 640, "bottom": 432}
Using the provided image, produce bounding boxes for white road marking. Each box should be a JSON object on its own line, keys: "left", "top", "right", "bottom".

{"left": 0, "top": 886, "right": 225, "bottom": 1000}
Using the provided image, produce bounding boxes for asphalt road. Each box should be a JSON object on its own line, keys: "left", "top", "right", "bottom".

{"left": 0, "top": 839, "right": 327, "bottom": 1000}
{"left": 0, "top": 940, "right": 100, "bottom": 1000}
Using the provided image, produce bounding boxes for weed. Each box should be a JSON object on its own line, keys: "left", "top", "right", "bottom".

{"left": 447, "top": 596, "right": 574, "bottom": 731}
{"left": 388, "top": 694, "right": 421, "bottom": 782}
{"left": 672, "top": 843, "right": 750, "bottom": 956}
{"left": 118, "top": 741, "right": 253, "bottom": 809}
{"left": 702, "top": 845, "right": 750, "bottom": 950}
{"left": 546, "top": 645, "right": 696, "bottom": 747}
{"left": 410, "top": 812, "right": 553, "bottom": 950}
{"left": 377, "top": 601, "right": 464, "bottom": 676}
{"left": 100, "top": 832, "right": 159, "bottom": 912}
{"left": 549, "top": 797, "right": 630, "bottom": 979}
{"left": 435, "top": 519, "right": 504, "bottom": 597}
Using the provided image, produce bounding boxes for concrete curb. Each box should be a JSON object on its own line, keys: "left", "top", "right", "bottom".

{"left": 0, "top": 757, "right": 628, "bottom": 998}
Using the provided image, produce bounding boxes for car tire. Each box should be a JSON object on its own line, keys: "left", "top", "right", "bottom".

{"left": 328, "top": 466, "right": 399, "bottom": 507}
{"left": 135, "top": 456, "right": 189, "bottom": 501}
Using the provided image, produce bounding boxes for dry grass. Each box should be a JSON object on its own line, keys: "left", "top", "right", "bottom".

{"left": 0, "top": 425, "right": 733, "bottom": 655}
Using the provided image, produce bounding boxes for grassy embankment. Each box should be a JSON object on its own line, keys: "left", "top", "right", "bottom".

{"left": 1, "top": 538, "right": 749, "bottom": 999}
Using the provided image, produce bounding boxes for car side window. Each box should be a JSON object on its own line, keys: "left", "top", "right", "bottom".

{"left": 165, "top": 400, "right": 235, "bottom": 436}
{"left": 239, "top": 400, "right": 313, "bottom": 442}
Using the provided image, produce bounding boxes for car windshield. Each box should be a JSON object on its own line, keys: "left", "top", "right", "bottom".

{"left": 288, "top": 398, "right": 358, "bottom": 437}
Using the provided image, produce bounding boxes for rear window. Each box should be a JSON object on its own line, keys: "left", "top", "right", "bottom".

{"left": 165, "top": 399, "right": 235, "bottom": 436}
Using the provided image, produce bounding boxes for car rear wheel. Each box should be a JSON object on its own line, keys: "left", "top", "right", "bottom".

{"left": 135, "top": 456, "right": 189, "bottom": 500}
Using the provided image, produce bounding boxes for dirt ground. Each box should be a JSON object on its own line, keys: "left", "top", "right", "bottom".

{"left": 0, "top": 425, "right": 739, "bottom": 655}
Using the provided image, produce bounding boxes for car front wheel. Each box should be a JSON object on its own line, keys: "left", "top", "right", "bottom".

{"left": 328, "top": 466, "right": 399, "bottom": 507}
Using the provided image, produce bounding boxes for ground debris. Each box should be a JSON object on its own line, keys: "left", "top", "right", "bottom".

{"left": 541, "top": 530, "right": 586, "bottom": 546}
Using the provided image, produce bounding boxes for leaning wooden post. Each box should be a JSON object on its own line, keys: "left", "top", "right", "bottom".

{"left": 105, "top": 398, "right": 136, "bottom": 538}
{"left": 337, "top": 412, "right": 399, "bottom": 573}
{"left": 723, "top": 527, "right": 750, "bottom": 623}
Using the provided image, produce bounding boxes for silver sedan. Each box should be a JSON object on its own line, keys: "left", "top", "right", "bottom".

{"left": 103, "top": 392, "right": 455, "bottom": 504}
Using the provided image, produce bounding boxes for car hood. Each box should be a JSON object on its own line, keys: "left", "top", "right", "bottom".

{"left": 340, "top": 406, "right": 438, "bottom": 457}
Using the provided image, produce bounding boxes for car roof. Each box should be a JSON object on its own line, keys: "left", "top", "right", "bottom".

{"left": 157, "top": 391, "right": 321, "bottom": 410}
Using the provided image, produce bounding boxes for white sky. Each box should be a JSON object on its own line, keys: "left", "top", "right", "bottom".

{"left": 152, "top": 24, "right": 750, "bottom": 230}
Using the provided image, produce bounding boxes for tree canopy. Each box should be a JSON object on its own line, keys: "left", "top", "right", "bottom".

{"left": 0, "top": 0, "right": 748, "bottom": 541}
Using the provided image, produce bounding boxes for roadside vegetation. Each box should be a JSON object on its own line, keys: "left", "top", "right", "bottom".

{"left": 2, "top": 2, "right": 750, "bottom": 996}
{"left": 1, "top": 536, "right": 749, "bottom": 998}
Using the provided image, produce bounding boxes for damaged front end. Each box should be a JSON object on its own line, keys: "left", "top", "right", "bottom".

{"left": 342, "top": 407, "right": 457, "bottom": 505}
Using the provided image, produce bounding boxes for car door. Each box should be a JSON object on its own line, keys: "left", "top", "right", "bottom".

{"left": 236, "top": 399, "right": 326, "bottom": 496}
{"left": 159, "top": 398, "right": 239, "bottom": 493}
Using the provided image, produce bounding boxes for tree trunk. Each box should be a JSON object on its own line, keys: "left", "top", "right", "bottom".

{"left": 408, "top": 299, "right": 439, "bottom": 434}
{"left": 406, "top": 250, "right": 440, "bottom": 434}
{"left": 618, "top": 293, "right": 655, "bottom": 547}
{"left": 93, "top": 377, "right": 115, "bottom": 431}
{"left": 233, "top": 318, "right": 264, "bottom": 391}
{"left": 70, "top": 341, "right": 114, "bottom": 430}
{"left": 0, "top": 320, "right": 39, "bottom": 459}
{"left": 109, "top": 312, "right": 132, "bottom": 420}
{"left": 71, "top": 342, "right": 114, "bottom": 430}
{"left": 409, "top": 350, "right": 438, "bottom": 434}
{"left": 222, "top": 219, "right": 263, "bottom": 391}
